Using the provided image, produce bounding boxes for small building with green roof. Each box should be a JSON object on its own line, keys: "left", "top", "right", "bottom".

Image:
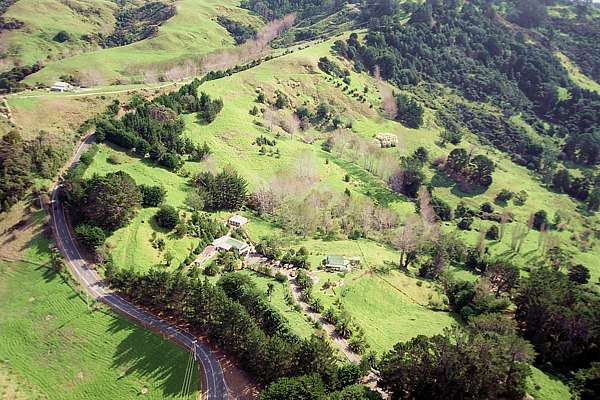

{"left": 324, "top": 255, "right": 350, "bottom": 272}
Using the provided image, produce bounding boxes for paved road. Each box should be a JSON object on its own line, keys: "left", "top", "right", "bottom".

{"left": 49, "top": 134, "right": 229, "bottom": 400}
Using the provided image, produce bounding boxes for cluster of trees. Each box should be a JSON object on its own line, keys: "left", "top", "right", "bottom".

{"left": 515, "top": 266, "right": 600, "bottom": 374}
{"left": 443, "top": 148, "right": 495, "bottom": 191}
{"left": 318, "top": 57, "right": 350, "bottom": 80}
{"left": 63, "top": 170, "right": 142, "bottom": 232}
{"left": 256, "top": 238, "right": 310, "bottom": 268}
{"left": 0, "top": 131, "right": 68, "bottom": 212}
{"left": 192, "top": 167, "right": 248, "bottom": 211}
{"left": 250, "top": 163, "right": 399, "bottom": 240}
{"left": 96, "top": 83, "right": 220, "bottom": 170}
{"left": 107, "top": 267, "right": 367, "bottom": 392}
{"left": 0, "top": 63, "right": 42, "bottom": 93}
{"left": 216, "top": 16, "right": 257, "bottom": 44}
{"left": 154, "top": 80, "right": 224, "bottom": 122}
{"left": 97, "top": 1, "right": 176, "bottom": 48}
{"left": 395, "top": 93, "right": 424, "bottom": 129}
{"left": 389, "top": 148, "right": 428, "bottom": 198}
{"left": 552, "top": 168, "right": 600, "bottom": 210}
{"left": 379, "top": 316, "right": 534, "bottom": 400}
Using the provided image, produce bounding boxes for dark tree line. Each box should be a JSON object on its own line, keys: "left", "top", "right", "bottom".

{"left": 0, "top": 63, "right": 42, "bottom": 93}
{"left": 240, "top": 0, "right": 350, "bottom": 21}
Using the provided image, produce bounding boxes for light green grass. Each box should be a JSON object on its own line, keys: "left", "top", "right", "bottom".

{"left": 0, "top": 235, "right": 199, "bottom": 400}
{"left": 312, "top": 269, "right": 456, "bottom": 355}
{"left": 527, "top": 366, "right": 571, "bottom": 400}
{"left": 555, "top": 51, "right": 600, "bottom": 95}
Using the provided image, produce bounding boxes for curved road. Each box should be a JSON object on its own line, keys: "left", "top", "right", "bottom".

{"left": 49, "top": 134, "right": 229, "bottom": 400}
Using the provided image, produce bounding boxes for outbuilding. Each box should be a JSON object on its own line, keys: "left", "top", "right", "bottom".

{"left": 50, "top": 82, "right": 74, "bottom": 92}
{"left": 228, "top": 214, "right": 248, "bottom": 228}
{"left": 324, "top": 255, "right": 350, "bottom": 272}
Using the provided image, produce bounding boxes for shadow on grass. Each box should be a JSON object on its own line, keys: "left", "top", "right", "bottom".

{"left": 430, "top": 170, "right": 454, "bottom": 188}
{"left": 107, "top": 317, "right": 199, "bottom": 398}
{"left": 450, "top": 184, "right": 488, "bottom": 198}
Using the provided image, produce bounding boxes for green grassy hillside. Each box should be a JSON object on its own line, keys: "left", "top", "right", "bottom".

{"left": 13, "top": 0, "right": 263, "bottom": 84}
{"left": 0, "top": 233, "right": 200, "bottom": 399}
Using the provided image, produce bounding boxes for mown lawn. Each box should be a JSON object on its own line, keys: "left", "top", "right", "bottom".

{"left": 0, "top": 236, "right": 200, "bottom": 400}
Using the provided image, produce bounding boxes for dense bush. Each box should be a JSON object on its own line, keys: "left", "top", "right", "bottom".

{"left": 74, "top": 223, "right": 106, "bottom": 248}
{"left": 139, "top": 185, "right": 166, "bottom": 207}
{"left": 337, "top": 0, "right": 600, "bottom": 170}
{"left": 192, "top": 167, "right": 248, "bottom": 211}
{"left": 155, "top": 205, "right": 179, "bottom": 230}
{"left": 98, "top": 2, "right": 176, "bottom": 48}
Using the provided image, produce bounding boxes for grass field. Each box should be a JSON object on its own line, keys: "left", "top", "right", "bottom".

{"left": 0, "top": 235, "right": 200, "bottom": 400}
{"left": 312, "top": 269, "right": 456, "bottom": 355}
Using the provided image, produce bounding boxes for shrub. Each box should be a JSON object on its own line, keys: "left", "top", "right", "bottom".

{"left": 480, "top": 202, "right": 494, "bottom": 213}
{"left": 495, "top": 189, "right": 514, "bottom": 203}
{"left": 531, "top": 210, "right": 548, "bottom": 230}
{"left": 155, "top": 205, "right": 179, "bottom": 230}
{"left": 108, "top": 153, "right": 124, "bottom": 164}
{"left": 140, "top": 184, "right": 166, "bottom": 207}
{"left": 485, "top": 225, "right": 499, "bottom": 240}
{"left": 513, "top": 190, "right": 528, "bottom": 206}
{"left": 75, "top": 223, "right": 106, "bottom": 248}
{"left": 457, "top": 217, "right": 473, "bottom": 230}
{"left": 53, "top": 30, "right": 71, "bottom": 43}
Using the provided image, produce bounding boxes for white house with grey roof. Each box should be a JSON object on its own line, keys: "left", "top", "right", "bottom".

{"left": 50, "top": 82, "right": 74, "bottom": 92}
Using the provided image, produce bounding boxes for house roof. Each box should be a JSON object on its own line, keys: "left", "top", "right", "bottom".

{"left": 51, "top": 82, "right": 71, "bottom": 88}
{"left": 213, "top": 235, "right": 249, "bottom": 251}
{"left": 228, "top": 214, "right": 248, "bottom": 225}
{"left": 325, "top": 255, "right": 348, "bottom": 267}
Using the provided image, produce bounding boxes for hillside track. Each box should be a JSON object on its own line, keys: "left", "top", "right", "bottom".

{"left": 48, "top": 134, "right": 230, "bottom": 400}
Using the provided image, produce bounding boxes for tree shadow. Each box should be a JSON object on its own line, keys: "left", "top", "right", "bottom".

{"left": 430, "top": 170, "right": 454, "bottom": 188}
{"left": 107, "top": 316, "right": 199, "bottom": 398}
{"left": 450, "top": 185, "right": 488, "bottom": 198}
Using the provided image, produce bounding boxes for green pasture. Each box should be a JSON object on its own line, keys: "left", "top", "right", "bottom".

{"left": 0, "top": 235, "right": 200, "bottom": 400}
